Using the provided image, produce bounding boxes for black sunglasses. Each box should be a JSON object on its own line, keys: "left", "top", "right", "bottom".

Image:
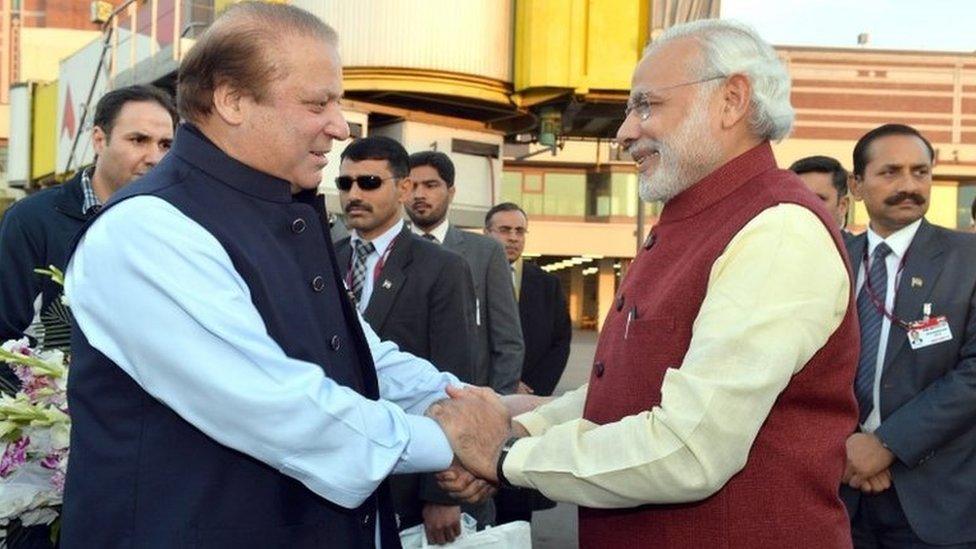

{"left": 335, "top": 175, "right": 396, "bottom": 191}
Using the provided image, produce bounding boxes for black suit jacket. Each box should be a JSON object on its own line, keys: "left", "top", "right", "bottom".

{"left": 518, "top": 261, "right": 571, "bottom": 396}
{"left": 337, "top": 224, "right": 484, "bottom": 528}
{"left": 842, "top": 219, "right": 976, "bottom": 544}
{"left": 337, "top": 224, "right": 476, "bottom": 381}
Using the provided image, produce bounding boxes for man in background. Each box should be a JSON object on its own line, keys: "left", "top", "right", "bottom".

{"left": 842, "top": 123, "right": 976, "bottom": 547}
{"left": 0, "top": 85, "right": 176, "bottom": 346}
{"left": 484, "top": 201, "right": 570, "bottom": 526}
{"left": 790, "top": 154, "right": 851, "bottom": 238}
{"left": 406, "top": 151, "right": 524, "bottom": 395}
{"left": 334, "top": 136, "right": 486, "bottom": 544}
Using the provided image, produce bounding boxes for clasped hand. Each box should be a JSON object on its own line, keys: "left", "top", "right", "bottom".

{"left": 843, "top": 432, "right": 895, "bottom": 494}
{"left": 427, "top": 386, "right": 547, "bottom": 504}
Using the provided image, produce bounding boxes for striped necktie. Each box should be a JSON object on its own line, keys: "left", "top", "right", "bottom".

{"left": 854, "top": 242, "right": 892, "bottom": 424}
{"left": 350, "top": 239, "right": 375, "bottom": 306}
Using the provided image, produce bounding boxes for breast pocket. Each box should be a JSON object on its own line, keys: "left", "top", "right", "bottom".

{"left": 611, "top": 316, "right": 688, "bottom": 394}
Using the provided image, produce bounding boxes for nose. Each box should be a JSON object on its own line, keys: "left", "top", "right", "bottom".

{"left": 146, "top": 145, "right": 168, "bottom": 166}
{"left": 615, "top": 113, "right": 639, "bottom": 152}
{"left": 346, "top": 181, "right": 363, "bottom": 199}
{"left": 894, "top": 169, "right": 922, "bottom": 193}
{"left": 325, "top": 103, "right": 350, "bottom": 141}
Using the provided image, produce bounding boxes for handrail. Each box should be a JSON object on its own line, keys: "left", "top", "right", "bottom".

{"left": 64, "top": 0, "right": 142, "bottom": 173}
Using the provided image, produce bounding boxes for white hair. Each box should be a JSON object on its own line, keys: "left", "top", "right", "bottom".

{"left": 645, "top": 19, "right": 794, "bottom": 141}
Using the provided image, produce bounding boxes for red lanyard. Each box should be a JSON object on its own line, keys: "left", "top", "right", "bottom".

{"left": 862, "top": 245, "right": 910, "bottom": 329}
{"left": 346, "top": 234, "right": 399, "bottom": 288}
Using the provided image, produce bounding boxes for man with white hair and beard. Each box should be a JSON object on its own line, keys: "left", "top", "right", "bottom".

{"left": 432, "top": 18, "right": 859, "bottom": 548}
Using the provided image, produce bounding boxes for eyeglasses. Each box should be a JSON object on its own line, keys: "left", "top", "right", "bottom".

{"left": 624, "top": 75, "right": 726, "bottom": 121}
{"left": 335, "top": 175, "right": 396, "bottom": 191}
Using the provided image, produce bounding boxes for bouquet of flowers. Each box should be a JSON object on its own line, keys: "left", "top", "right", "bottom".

{"left": 0, "top": 267, "right": 72, "bottom": 542}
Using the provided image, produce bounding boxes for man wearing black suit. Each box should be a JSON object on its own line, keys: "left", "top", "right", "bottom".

{"left": 484, "top": 202, "right": 571, "bottom": 524}
{"left": 841, "top": 124, "right": 976, "bottom": 547}
{"left": 484, "top": 202, "right": 571, "bottom": 397}
{"left": 334, "top": 136, "right": 483, "bottom": 545}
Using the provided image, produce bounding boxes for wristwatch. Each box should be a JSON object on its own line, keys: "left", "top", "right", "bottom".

{"left": 496, "top": 436, "right": 521, "bottom": 489}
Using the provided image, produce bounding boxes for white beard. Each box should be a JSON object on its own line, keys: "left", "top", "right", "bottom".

{"left": 637, "top": 91, "right": 721, "bottom": 203}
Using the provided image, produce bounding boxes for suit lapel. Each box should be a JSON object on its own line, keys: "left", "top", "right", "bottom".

{"left": 882, "top": 220, "right": 946, "bottom": 373}
{"left": 444, "top": 224, "right": 467, "bottom": 255}
{"left": 336, "top": 238, "right": 352, "bottom": 281}
{"left": 845, "top": 233, "right": 867, "bottom": 280}
{"left": 363, "top": 226, "right": 412, "bottom": 331}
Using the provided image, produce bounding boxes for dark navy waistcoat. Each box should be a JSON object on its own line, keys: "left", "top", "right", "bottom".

{"left": 61, "top": 125, "right": 399, "bottom": 548}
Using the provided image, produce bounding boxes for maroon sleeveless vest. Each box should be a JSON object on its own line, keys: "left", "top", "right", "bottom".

{"left": 579, "top": 143, "right": 857, "bottom": 548}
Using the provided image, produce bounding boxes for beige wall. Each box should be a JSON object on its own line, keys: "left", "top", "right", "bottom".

{"left": 19, "top": 28, "right": 101, "bottom": 82}
{"left": 524, "top": 219, "right": 638, "bottom": 258}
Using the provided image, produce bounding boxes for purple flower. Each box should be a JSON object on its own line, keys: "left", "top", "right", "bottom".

{"left": 12, "top": 364, "right": 54, "bottom": 400}
{"left": 0, "top": 437, "right": 30, "bottom": 478}
{"left": 50, "top": 469, "right": 66, "bottom": 494}
{"left": 40, "top": 449, "right": 65, "bottom": 470}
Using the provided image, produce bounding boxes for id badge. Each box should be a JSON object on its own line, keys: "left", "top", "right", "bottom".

{"left": 907, "top": 316, "right": 952, "bottom": 350}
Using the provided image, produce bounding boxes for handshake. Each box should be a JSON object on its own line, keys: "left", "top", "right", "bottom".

{"left": 426, "top": 385, "right": 548, "bottom": 504}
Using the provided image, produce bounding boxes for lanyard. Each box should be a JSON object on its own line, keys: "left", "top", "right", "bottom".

{"left": 346, "top": 234, "right": 400, "bottom": 288}
{"left": 862, "top": 244, "right": 910, "bottom": 329}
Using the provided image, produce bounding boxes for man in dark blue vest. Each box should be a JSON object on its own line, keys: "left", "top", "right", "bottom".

{"left": 60, "top": 3, "right": 503, "bottom": 547}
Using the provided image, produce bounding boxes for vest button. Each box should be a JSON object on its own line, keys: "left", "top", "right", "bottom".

{"left": 643, "top": 233, "right": 656, "bottom": 250}
{"left": 311, "top": 275, "right": 326, "bottom": 292}
{"left": 615, "top": 295, "right": 625, "bottom": 311}
{"left": 291, "top": 218, "right": 307, "bottom": 234}
{"left": 594, "top": 361, "right": 605, "bottom": 377}
{"left": 331, "top": 335, "right": 341, "bottom": 351}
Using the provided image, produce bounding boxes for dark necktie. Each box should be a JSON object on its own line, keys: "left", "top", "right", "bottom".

{"left": 422, "top": 233, "right": 438, "bottom": 243}
{"left": 855, "top": 242, "right": 892, "bottom": 424}
{"left": 351, "top": 239, "right": 375, "bottom": 306}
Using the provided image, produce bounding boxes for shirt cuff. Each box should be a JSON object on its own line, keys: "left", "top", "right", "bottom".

{"left": 513, "top": 410, "right": 552, "bottom": 436}
{"left": 501, "top": 435, "right": 537, "bottom": 489}
{"left": 392, "top": 414, "right": 454, "bottom": 475}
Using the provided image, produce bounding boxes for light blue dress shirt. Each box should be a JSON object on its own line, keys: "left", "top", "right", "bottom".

{"left": 65, "top": 196, "right": 457, "bottom": 513}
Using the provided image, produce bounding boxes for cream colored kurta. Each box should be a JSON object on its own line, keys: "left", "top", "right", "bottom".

{"left": 504, "top": 204, "right": 851, "bottom": 508}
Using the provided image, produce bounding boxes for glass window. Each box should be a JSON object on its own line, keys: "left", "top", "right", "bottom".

{"left": 586, "top": 172, "right": 611, "bottom": 217}
{"left": 522, "top": 173, "right": 544, "bottom": 215}
{"left": 958, "top": 184, "right": 976, "bottom": 229}
{"left": 501, "top": 171, "right": 523, "bottom": 204}
{"left": 543, "top": 173, "right": 586, "bottom": 217}
{"left": 610, "top": 172, "right": 637, "bottom": 217}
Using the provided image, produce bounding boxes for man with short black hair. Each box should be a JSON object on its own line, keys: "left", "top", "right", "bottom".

{"left": 842, "top": 123, "right": 976, "bottom": 547}
{"left": 406, "top": 151, "right": 524, "bottom": 395}
{"left": 789, "top": 155, "right": 851, "bottom": 234}
{"left": 0, "top": 84, "right": 176, "bottom": 348}
{"left": 334, "top": 136, "right": 485, "bottom": 544}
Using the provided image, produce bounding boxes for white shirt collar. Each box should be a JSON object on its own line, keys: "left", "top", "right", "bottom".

{"left": 866, "top": 218, "right": 923, "bottom": 261}
{"left": 410, "top": 218, "right": 450, "bottom": 244}
{"left": 352, "top": 219, "right": 403, "bottom": 256}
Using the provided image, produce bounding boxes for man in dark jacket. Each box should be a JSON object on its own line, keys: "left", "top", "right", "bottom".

{"left": 0, "top": 85, "right": 176, "bottom": 347}
{"left": 484, "top": 202, "right": 571, "bottom": 525}
{"left": 0, "top": 84, "right": 176, "bottom": 396}
{"left": 334, "top": 136, "right": 484, "bottom": 544}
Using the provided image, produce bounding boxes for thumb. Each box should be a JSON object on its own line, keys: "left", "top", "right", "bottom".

{"left": 446, "top": 384, "right": 470, "bottom": 399}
